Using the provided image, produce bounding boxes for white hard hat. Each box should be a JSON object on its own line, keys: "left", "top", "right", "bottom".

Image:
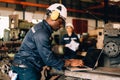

{"left": 47, "top": 3, "right": 67, "bottom": 20}
{"left": 66, "top": 23, "right": 74, "bottom": 29}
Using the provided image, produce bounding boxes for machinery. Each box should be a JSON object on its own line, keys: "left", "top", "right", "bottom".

{"left": 103, "top": 23, "right": 120, "bottom": 67}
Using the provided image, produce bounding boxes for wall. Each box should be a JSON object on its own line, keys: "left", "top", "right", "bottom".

{"left": 0, "top": 7, "right": 105, "bottom": 36}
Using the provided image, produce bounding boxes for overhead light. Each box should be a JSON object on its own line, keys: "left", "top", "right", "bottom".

{"left": 110, "top": 0, "right": 120, "bottom": 2}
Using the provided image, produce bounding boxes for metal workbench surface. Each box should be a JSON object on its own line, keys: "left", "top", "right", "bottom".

{"left": 65, "top": 67, "right": 120, "bottom": 80}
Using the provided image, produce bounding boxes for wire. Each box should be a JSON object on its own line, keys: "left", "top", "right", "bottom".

{"left": 93, "top": 47, "right": 104, "bottom": 70}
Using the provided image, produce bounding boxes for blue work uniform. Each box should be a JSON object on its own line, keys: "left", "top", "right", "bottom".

{"left": 60, "top": 33, "right": 80, "bottom": 59}
{"left": 11, "top": 20, "right": 65, "bottom": 80}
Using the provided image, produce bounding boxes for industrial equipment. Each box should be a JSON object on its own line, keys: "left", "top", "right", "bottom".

{"left": 103, "top": 23, "right": 120, "bottom": 67}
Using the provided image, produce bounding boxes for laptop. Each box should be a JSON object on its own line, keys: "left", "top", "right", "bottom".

{"left": 67, "top": 48, "right": 104, "bottom": 72}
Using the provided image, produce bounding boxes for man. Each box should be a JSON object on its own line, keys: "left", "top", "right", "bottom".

{"left": 11, "top": 3, "right": 84, "bottom": 80}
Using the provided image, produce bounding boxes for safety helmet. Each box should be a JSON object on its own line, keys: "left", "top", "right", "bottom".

{"left": 66, "top": 23, "right": 74, "bottom": 29}
{"left": 47, "top": 3, "right": 67, "bottom": 21}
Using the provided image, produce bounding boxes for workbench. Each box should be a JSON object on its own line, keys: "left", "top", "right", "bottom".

{"left": 64, "top": 67, "right": 120, "bottom": 80}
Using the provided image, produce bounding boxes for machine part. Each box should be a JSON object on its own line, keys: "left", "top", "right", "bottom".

{"left": 104, "top": 41, "right": 119, "bottom": 57}
{"left": 104, "top": 23, "right": 120, "bottom": 37}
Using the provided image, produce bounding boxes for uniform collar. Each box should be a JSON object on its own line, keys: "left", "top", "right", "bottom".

{"left": 42, "top": 20, "right": 53, "bottom": 34}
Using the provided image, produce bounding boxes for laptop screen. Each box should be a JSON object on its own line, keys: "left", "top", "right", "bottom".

{"left": 83, "top": 48, "right": 104, "bottom": 69}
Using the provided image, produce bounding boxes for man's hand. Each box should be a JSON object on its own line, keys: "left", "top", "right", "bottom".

{"left": 65, "top": 59, "right": 84, "bottom": 67}
{"left": 70, "top": 59, "right": 84, "bottom": 67}
{"left": 52, "top": 45, "right": 64, "bottom": 54}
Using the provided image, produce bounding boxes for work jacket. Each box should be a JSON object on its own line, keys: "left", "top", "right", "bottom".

{"left": 61, "top": 33, "right": 80, "bottom": 45}
{"left": 13, "top": 20, "right": 64, "bottom": 71}
{"left": 60, "top": 33, "right": 81, "bottom": 59}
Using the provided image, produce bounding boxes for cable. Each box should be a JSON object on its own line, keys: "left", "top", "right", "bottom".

{"left": 93, "top": 47, "right": 104, "bottom": 70}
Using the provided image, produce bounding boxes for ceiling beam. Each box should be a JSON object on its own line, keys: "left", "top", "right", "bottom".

{"left": 0, "top": 0, "right": 120, "bottom": 20}
{"left": 86, "top": 2, "right": 104, "bottom": 10}
{"left": 0, "top": 0, "right": 49, "bottom": 8}
{"left": 0, "top": 0, "right": 104, "bottom": 16}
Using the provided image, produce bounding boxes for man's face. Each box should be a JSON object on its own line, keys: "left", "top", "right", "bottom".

{"left": 51, "top": 18, "right": 65, "bottom": 31}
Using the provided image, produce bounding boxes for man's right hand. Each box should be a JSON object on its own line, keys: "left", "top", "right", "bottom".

{"left": 65, "top": 59, "right": 84, "bottom": 67}
{"left": 70, "top": 59, "right": 84, "bottom": 67}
